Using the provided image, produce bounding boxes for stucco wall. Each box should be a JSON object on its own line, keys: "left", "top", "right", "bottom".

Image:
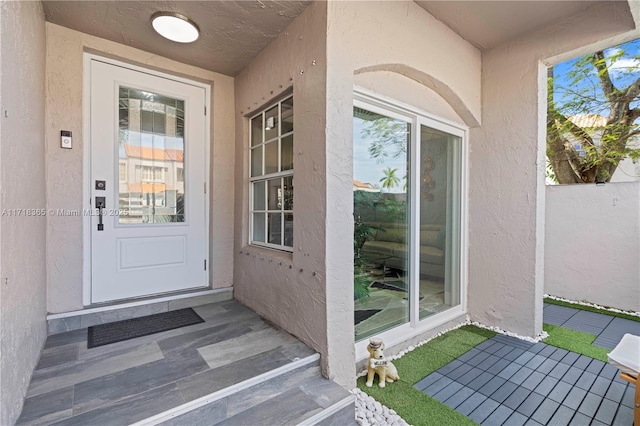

{"left": 233, "top": 0, "right": 480, "bottom": 388}
{"left": 45, "top": 24, "right": 235, "bottom": 313}
{"left": 468, "top": 1, "right": 637, "bottom": 336}
{"left": 233, "top": 1, "right": 339, "bottom": 382}
{"left": 545, "top": 183, "right": 640, "bottom": 312}
{"left": 0, "top": 1, "right": 47, "bottom": 424}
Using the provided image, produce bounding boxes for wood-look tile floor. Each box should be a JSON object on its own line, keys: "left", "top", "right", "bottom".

{"left": 17, "top": 300, "right": 317, "bottom": 425}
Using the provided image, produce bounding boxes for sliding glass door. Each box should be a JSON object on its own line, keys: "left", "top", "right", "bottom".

{"left": 353, "top": 93, "right": 466, "bottom": 343}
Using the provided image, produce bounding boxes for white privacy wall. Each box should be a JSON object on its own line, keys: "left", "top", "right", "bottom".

{"left": 545, "top": 183, "right": 640, "bottom": 312}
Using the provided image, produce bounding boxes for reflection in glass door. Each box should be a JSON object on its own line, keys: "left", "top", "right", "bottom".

{"left": 353, "top": 97, "right": 465, "bottom": 342}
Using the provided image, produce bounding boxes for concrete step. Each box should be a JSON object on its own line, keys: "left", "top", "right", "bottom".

{"left": 139, "top": 356, "right": 355, "bottom": 426}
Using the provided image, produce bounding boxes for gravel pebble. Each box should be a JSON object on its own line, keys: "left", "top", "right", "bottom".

{"left": 352, "top": 388, "right": 410, "bottom": 426}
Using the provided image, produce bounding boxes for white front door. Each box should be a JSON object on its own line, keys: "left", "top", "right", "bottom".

{"left": 89, "top": 58, "right": 208, "bottom": 303}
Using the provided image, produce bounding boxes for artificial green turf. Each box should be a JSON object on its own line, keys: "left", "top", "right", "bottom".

{"left": 542, "top": 323, "right": 610, "bottom": 362}
{"left": 358, "top": 325, "right": 496, "bottom": 426}
{"left": 544, "top": 297, "right": 640, "bottom": 322}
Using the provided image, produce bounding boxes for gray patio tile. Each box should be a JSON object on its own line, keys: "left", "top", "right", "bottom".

{"left": 548, "top": 380, "right": 573, "bottom": 404}
{"left": 503, "top": 387, "right": 531, "bottom": 410}
{"left": 572, "top": 355, "right": 593, "bottom": 370}
{"left": 547, "top": 404, "right": 575, "bottom": 426}
{"left": 448, "top": 363, "right": 473, "bottom": 381}
{"left": 577, "top": 392, "right": 603, "bottom": 417}
{"left": 443, "top": 386, "right": 475, "bottom": 409}
{"left": 456, "top": 392, "right": 487, "bottom": 416}
{"left": 485, "top": 358, "right": 511, "bottom": 375}
{"left": 591, "top": 420, "right": 609, "bottom": 426}
{"left": 467, "top": 372, "right": 494, "bottom": 391}
{"left": 16, "top": 386, "right": 74, "bottom": 425}
{"left": 593, "top": 336, "right": 625, "bottom": 350}
{"left": 513, "top": 351, "right": 536, "bottom": 366}
{"left": 604, "top": 380, "right": 627, "bottom": 402}
{"left": 621, "top": 383, "right": 635, "bottom": 407}
{"left": 515, "top": 392, "right": 545, "bottom": 417}
{"left": 431, "top": 381, "right": 464, "bottom": 403}
{"left": 537, "top": 345, "right": 558, "bottom": 358}
{"left": 423, "top": 376, "right": 453, "bottom": 396}
{"left": 600, "top": 363, "right": 620, "bottom": 380}
{"left": 457, "top": 367, "right": 485, "bottom": 386}
{"left": 489, "top": 381, "right": 518, "bottom": 403}
{"left": 559, "top": 351, "right": 580, "bottom": 366}
{"left": 527, "top": 342, "right": 547, "bottom": 354}
{"left": 521, "top": 371, "right": 546, "bottom": 391}
{"left": 467, "top": 351, "right": 492, "bottom": 367}
{"left": 536, "top": 358, "right": 558, "bottom": 375}
{"left": 563, "top": 386, "right": 588, "bottom": 410}
{"left": 612, "top": 405, "right": 634, "bottom": 425}
{"left": 543, "top": 304, "right": 577, "bottom": 325}
{"left": 478, "top": 376, "right": 506, "bottom": 397}
{"left": 492, "top": 335, "right": 534, "bottom": 350}
{"left": 594, "top": 397, "right": 619, "bottom": 425}
{"left": 560, "top": 366, "right": 583, "bottom": 386}
{"left": 524, "top": 354, "right": 546, "bottom": 370}
{"left": 474, "top": 340, "right": 495, "bottom": 351}
{"left": 523, "top": 419, "right": 543, "bottom": 426}
{"left": 548, "top": 361, "right": 570, "bottom": 379}
{"left": 502, "top": 411, "right": 528, "bottom": 426}
{"left": 548, "top": 348, "right": 569, "bottom": 362}
{"left": 468, "top": 398, "right": 499, "bottom": 424}
{"left": 574, "top": 371, "right": 597, "bottom": 391}
{"left": 476, "top": 354, "right": 501, "bottom": 372}
{"left": 493, "top": 345, "right": 515, "bottom": 359}
{"left": 484, "top": 342, "right": 506, "bottom": 355}
{"left": 590, "top": 376, "right": 612, "bottom": 397}
{"left": 414, "top": 372, "right": 443, "bottom": 391}
{"left": 438, "top": 359, "right": 463, "bottom": 376}
{"left": 563, "top": 321, "right": 606, "bottom": 335}
{"left": 568, "top": 412, "right": 592, "bottom": 426}
{"left": 509, "top": 366, "right": 534, "bottom": 386}
{"left": 502, "top": 347, "right": 525, "bottom": 362}
{"left": 458, "top": 348, "right": 481, "bottom": 363}
{"left": 534, "top": 376, "right": 559, "bottom": 397}
{"left": 568, "top": 310, "right": 614, "bottom": 328}
{"left": 497, "top": 363, "right": 521, "bottom": 381}
{"left": 531, "top": 397, "right": 560, "bottom": 425}
{"left": 481, "top": 405, "right": 514, "bottom": 426}
{"left": 585, "top": 358, "right": 606, "bottom": 375}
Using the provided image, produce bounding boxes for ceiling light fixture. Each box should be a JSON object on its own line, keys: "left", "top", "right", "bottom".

{"left": 151, "top": 12, "right": 199, "bottom": 43}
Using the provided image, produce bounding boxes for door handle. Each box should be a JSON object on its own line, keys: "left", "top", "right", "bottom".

{"left": 95, "top": 197, "right": 105, "bottom": 231}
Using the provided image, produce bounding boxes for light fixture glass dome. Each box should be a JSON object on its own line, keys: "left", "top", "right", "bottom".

{"left": 151, "top": 12, "right": 199, "bottom": 43}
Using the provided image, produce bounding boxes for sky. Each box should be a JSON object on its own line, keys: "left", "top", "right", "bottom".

{"left": 353, "top": 116, "right": 408, "bottom": 192}
{"left": 553, "top": 38, "right": 640, "bottom": 113}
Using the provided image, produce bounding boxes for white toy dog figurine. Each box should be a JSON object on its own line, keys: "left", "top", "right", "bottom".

{"left": 366, "top": 338, "right": 399, "bottom": 388}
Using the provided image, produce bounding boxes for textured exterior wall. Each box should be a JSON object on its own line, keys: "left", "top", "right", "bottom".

{"left": 545, "top": 183, "right": 640, "bottom": 312}
{"left": 45, "top": 24, "right": 235, "bottom": 313}
{"left": 233, "top": 1, "right": 338, "bottom": 382}
{"left": 468, "top": 1, "right": 637, "bottom": 336}
{"left": 0, "top": 1, "right": 47, "bottom": 424}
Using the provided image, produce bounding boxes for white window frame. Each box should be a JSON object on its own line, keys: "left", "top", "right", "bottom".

{"left": 248, "top": 95, "right": 294, "bottom": 252}
{"left": 353, "top": 88, "right": 469, "bottom": 360}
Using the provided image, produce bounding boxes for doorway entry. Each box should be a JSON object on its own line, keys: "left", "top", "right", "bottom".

{"left": 87, "top": 56, "right": 209, "bottom": 304}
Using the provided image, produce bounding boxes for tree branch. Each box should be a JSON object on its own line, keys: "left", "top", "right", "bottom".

{"left": 593, "top": 51, "right": 616, "bottom": 101}
{"left": 626, "top": 76, "right": 640, "bottom": 100}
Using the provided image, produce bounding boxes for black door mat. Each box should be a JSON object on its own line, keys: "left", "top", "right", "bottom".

{"left": 371, "top": 280, "right": 407, "bottom": 292}
{"left": 87, "top": 308, "right": 204, "bottom": 348}
{"left": 355, "top": 309, "right": 382, "bottom": 325}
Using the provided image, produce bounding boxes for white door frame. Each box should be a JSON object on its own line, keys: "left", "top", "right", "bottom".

{"left": 82, "top": 53, "right": 211, "bottom": 306}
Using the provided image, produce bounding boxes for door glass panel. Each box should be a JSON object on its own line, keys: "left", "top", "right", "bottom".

{"left": 284, "top": 213, "right": 293, "bottom": 247}
{"left": 267, "top": 178, "right": 282, "bottom": 210}
{"left": 281, "top": 97, "right": 293, "bottom": 134}
{"left": 253, "top": 213, "right": 265, "bottom": 242}
{"left": 118, "top": 86, "right": 185, "bottom": 224}
{"left": 353, "top": 107, "right": 410, "bottom": 342}
{"left": 251, "top": 115, "right": 263, "bottom": 147}
{"left": 265, "top": 105, "right": 279, "bottom": 141}
{"left": 419, "top": 126, "right": 461, "bottom": 319}
{"left": 251, "top": 147, "right": 262, "bottom": 177}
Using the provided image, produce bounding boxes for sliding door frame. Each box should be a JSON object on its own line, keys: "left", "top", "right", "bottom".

{"left": 354, "top": 88, "right": 469, "bottom": 360}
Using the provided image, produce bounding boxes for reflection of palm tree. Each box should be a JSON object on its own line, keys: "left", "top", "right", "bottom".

{"left": 380, "top": 167, "right": 400, "bottom": 191}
